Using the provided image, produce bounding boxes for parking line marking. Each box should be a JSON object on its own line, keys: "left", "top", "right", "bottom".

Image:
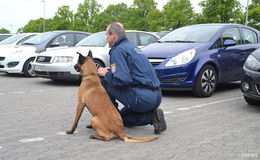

{"left": 176, "top": 96, "right": 243, "bottom": 111}
{"left": 0, "top": 146, "right": 2, "bottom": 149}
{"left": 164, "top": 111, "right": 173, "bottom": 114}
{"left": 12, "top": 91, "right": 25, "bottom": 94}
{"left": 31, "top": 90, "right": 44, "bottom": 92}
{"left": 0, "top": 93, "right": 5, "bottom": 96}
{"left": 19, "top": 137, "right": 44, "bottom": 143}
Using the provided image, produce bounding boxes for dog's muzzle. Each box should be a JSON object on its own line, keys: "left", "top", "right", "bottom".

{"left": 74, "top": 64, "right": 80, "bottom": 72}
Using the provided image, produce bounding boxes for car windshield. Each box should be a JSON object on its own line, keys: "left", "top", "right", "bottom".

{"left": 21, "top": 32, "right": 56, "bottom": 45}
{"left": 159, "top": 25, "right": 222, "bottom": 43}
{"left": 0, "top": 34, "right": 27, "bottom": 45}
{"left": 76, "top": 32, "right": 107, "bottom": 47}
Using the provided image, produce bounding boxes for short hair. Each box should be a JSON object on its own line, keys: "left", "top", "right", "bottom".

{"left": 108, "top": 22, "right": 126, "bottom": 37}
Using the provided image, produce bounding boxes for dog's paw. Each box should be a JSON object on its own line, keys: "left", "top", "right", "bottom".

{"left": 89, "top": 135, "right": 95, "bottom": 139}
{"left": 66, "top": 130, "right": 73, "bottom": 134}
{"left": 86, "top": 124, "right": 93, "bottom": 129}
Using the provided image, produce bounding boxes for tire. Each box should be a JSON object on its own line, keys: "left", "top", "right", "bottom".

{"left": 193, "top": 65, "right": 217, "bottom": 97}
{"left": 94, "top": 59, "right": 105, "bottom": 69}
{"left": 23, "top": 58, "right": 36, "bottom": 77}
{"left": 244, "top": 96, "right": 260, "bottom": 105}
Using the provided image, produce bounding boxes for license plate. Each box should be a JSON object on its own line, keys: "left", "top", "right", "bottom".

{"left": 35, "top": 65, "right": 46, "bottom": 72}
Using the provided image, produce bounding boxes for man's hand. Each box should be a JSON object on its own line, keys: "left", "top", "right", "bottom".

{"left": 98, "top": 67, "right": 110, "bottom": 77}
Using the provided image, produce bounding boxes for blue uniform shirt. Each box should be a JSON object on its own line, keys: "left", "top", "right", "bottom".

{"left": 104, "top": 36, "right": 160, "bottom": 88}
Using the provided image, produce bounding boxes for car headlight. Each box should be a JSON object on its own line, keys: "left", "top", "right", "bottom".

{"left": 244, "top": 55, "right": 260, "bottom": 71}
{"left": 52, "top": 56, "right": 73, "bottom": 63}
{"left": 165, "top": 49, "right": 196, "bottom": 67}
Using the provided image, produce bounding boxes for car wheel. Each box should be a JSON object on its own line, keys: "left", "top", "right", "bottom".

{"left": 244, "top": 96, "right": 260, "bottom": 105}
{"left": 94, "top": 59, "right": 105, "bottom": 69}
{"left": 23, "top": 58, "right": 36, "bottom": 77}
{"left": 193, "top": 65, "right": 217, "bottom": 97}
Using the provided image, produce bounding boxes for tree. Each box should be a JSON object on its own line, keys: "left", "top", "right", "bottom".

{"left": 0, "top": 28, "right": 10, "bottom": 33}
{"left": 162, "top": 0, "right": 195, "bottom": 30}
{"left": 126, "top": 0, "right": 157, "bottom": 31}
{"left": 74, "top": 0, "right": 101, "bottom": 32}
{"left": 53, "top": 5, "right": 74, "bottom": 30}
{"left": 248, "top": 0, "right": 260, "bottom": 30}
{"left": 92, "top": 3, "right": 129, "bottom": 32}
{"left": 199, "top": 0, "right": 243, "bottom": 23}
{"left": 23, "top": 18, "right": 46, "bottom": 33}
{"left": 146, "top": 9, "right": 165, "bottom": 31}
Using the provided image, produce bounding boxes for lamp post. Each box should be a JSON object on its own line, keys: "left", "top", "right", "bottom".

{"left": 41, "top": 0, "right": 46, "bottom": 32}
{"left": 245, "top": 0, "right": 249, "bottom": 25}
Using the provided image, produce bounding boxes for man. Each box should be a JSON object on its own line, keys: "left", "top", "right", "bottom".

{"left": 98, "top": 22, "right": 167, "bottom": 134}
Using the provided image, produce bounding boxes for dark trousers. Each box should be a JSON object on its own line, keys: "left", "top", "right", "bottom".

{"left": 103, "top": 81, "right": 162, "bottom": 127}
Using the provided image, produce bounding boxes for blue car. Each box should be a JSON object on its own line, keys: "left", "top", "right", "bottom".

{"left": 142, "top": 24, "right": 260, "bottom": 97}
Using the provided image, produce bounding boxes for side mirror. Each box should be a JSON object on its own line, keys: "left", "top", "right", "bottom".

{"left": 50, "top": 42, "right": 60, "bottom": 47}
{"left": 223, "top": 40, "right": 237, "bottom": 48}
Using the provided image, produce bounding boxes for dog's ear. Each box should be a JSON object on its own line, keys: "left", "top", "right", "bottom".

{"left": 87, "top": 50, "right": 93, "bottom": 59}
{"left": 76, "top": 52, "right": 85, "bottom": 65}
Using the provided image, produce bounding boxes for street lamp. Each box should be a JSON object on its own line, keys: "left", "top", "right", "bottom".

{"left": 41, "top": 0, "right": 46, "bottom": 32}
{"left": 245, "top": 0, "right": 249, "bottom": 25}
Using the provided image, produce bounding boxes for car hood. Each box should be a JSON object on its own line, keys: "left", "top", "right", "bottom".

{"left": 0, "top": 45, "right": 36, "bottom": 56}
{"left": 39, "top": 46, "right": 108, "bottom": 57}
{"left": 142, "top": 42, "right": 205, "bottom": 58}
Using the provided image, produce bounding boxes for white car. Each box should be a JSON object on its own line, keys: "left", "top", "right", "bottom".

{"left": 33, "top": 31, "right": 159, "bottom": 81}
{"left": 0, "top": 33, "right": 37, "bottom": 47}
{"left": 0, "top": 31, "right": 91, "bottom": 77}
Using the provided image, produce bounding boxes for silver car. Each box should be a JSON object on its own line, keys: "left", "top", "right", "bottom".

{"left": 33, "top": 30, "right": 159, "bottom": 81}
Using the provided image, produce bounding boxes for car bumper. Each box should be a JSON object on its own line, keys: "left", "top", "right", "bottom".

{"left": 241, "top": 67, "right": 260, "bottom": 100}
{"left": 153, "top": 60, "right": 198, "bottom": 89}
{"left": 0, "top": 56, "right": 24, "bottom": 73}
{"left": 33, "top": 62, "right": 80, "bottom": 80}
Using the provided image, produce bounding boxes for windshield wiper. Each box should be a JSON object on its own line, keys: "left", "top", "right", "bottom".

{"left": 164, "top": 40, "right": 196, "bottom": 43}
{"left": 22, "top": 42, "right": 35, "bottom": 45}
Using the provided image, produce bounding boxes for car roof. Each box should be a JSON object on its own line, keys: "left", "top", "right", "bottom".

{"left": 44, "top": 30, "right": 91, "bottom": 35}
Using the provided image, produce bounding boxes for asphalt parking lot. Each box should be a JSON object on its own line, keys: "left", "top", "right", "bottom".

{"left": 0, "top": 73, "right": 259, "bottom": 160}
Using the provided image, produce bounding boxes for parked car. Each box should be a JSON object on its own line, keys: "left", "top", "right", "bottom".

{"left": 241, "top": 48, "right": 260, "bottom": 105}
{"left": 0, "top": 33, "right": 37, "bottom": 47}
{"left": 33, "top": 30, "right": 159, "bottom": 81}
{"left": 0, "top": 31, "right": 91, "bottom": 77}
{"left": 142, "top": 23, "right": 260, "bottom": 97}
{"left": 0, "top": 34, "right": 14, "bottom": 42}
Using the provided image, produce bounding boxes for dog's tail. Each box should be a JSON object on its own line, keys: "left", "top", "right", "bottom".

{"left": 117, "top": 130, "right": 158, "bottom": 143}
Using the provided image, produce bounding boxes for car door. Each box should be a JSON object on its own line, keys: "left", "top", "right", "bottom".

{"left": 138, "top": 32, "right": 158, "bottom": 48}
{"left": 46, "top": 33, "right": 74, "bottom": 51}
{"left": 126, "top": 32, "right": 139, "bottom": 46}
{"left": 216, "top": 27, "right": 244, "bottom": 82}
{"left": 240, "top": 27, "right": 259, "bottom": 65}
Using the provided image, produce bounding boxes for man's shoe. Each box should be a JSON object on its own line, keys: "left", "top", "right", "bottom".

{"left": 152, "top": 108, "right": 167, "bottom": 134}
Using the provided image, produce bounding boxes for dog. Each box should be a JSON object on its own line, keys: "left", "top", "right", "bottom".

{"left": 66, "top": 50, "right": 158, "bottom": 142}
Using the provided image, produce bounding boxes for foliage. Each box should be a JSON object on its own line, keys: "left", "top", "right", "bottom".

{"left": 19, "top": 0, "right": 260, "bottom": 33}
{"left": 0, "top": 28, "right": 10, "bottom": 33}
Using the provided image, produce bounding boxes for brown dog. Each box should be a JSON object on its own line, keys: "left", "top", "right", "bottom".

{"left": 66, "top": 51, "right": 158, "bottom": 142}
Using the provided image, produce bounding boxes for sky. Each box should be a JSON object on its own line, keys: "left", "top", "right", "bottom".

{"left": 0, "top": 0, "right": 249, "bottom": 33}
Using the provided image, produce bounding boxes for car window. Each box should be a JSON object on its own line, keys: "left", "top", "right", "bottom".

{"left": 0, "top": 34, "right": 25, "bottom": 45}
{"left": 160, "top": 25, "right": 222, "bottom": 43}
{"left": 75, "top": 34, "right": 88, "bottom": 43}
{"left": 76, "top": 32, "right": 107, "bottom": 47}
{"left": 22, "top": 32, "right": 56, "bottom": 45}
{"left": 126, "top": 32, "right": 138, "bottom": 46}
{"left": 17, "top": 35, "right": 36, "bottom": 45}
{"left": 50, "top": 34, "right": 74, "bottom": 47}
{"left": 222, "top": 28, "right": 242, "bottom": 45}
{"left": 241, "top": 28, "right": 257, "bottom": 44}
{"left": 0, "top": 35, "right": 13, "bottom": 42}
{"left": 138, "top": 33, "right": 157, "bottom": 46}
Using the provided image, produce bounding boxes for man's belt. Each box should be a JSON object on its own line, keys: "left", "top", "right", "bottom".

{"left": 132, "top": 84, "right": 161, "bottom": 91}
